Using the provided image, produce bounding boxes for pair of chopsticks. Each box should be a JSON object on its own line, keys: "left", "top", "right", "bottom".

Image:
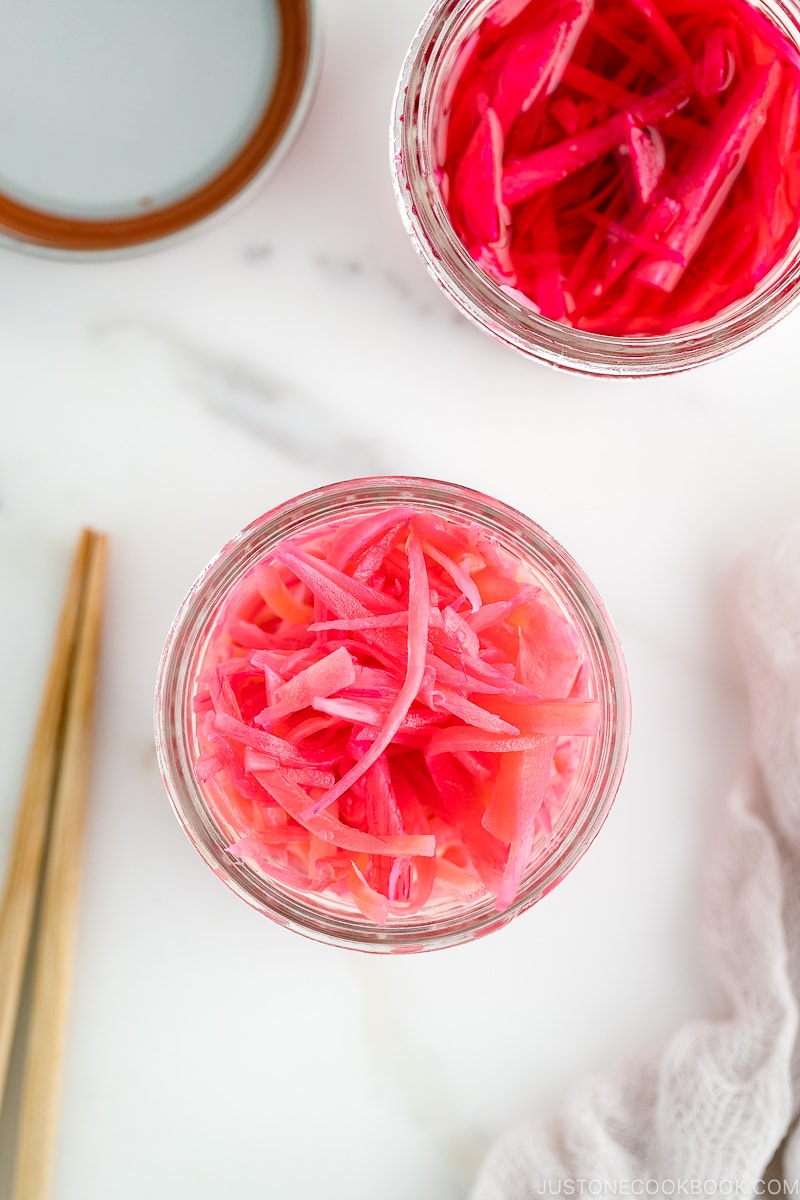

{"left": 0, "top": 529, "right": 108, "bottom": 1200}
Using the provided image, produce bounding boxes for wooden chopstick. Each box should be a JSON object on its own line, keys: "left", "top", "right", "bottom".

{"left": 0, "top": 528, "right": 108, "bottom": 1200}
{"left": 0, "top": 528, "right": 94, "bottom": 1104}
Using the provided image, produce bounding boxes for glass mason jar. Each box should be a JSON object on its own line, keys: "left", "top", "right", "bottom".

{"left": 390, "top": 0, "right": 800, "bottom": 377}
{"left": 155, "top": 477, "right": 631, "bottom": 952}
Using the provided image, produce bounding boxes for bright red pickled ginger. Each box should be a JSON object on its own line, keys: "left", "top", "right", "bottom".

{"left": 193, "top": 508, "right": 600, "bottom": 924}
{"left": 434, "top": 0, "right": 800, "bottom": 335}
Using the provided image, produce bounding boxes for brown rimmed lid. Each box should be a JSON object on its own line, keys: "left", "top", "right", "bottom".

{"left": 0, "top": 0, "right": 314, "bottom": 253}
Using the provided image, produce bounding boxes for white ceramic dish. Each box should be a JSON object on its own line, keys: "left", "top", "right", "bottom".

{"left": 0, "top": 0, "right": 318, "bottom": 256}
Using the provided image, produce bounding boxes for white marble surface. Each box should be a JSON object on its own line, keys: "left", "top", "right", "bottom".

{"left": 1, "top": 1, "right": 799, "bottom": 1197}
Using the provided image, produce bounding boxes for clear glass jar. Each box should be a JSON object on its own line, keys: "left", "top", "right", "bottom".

{"left": 155, "top": 477, "right": 631, "bottom": 952}
{"left": 390, "top": 0, "right": 800, "bottom": 377}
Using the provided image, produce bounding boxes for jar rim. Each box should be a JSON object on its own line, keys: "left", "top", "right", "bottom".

{"left": 155, "top": 477, "right": 631, "bottom": 952}
{"left": 390, "top": 0, "right": 800, "bottom": 377}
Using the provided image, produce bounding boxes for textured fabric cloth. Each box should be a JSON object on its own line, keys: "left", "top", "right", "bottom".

{"left": 470, "top": 523, "right": 800, "bottom": 1200}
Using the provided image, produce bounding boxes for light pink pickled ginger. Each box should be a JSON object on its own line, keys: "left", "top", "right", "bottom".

{"left": 193, "top": 508, "right": 600, "bottom": 922}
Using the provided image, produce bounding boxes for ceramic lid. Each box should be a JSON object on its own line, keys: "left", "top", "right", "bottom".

{"left": 0, "top": 0, "right": 316, "bottom": 254}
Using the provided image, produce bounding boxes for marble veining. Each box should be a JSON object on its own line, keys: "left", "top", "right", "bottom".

{"left": 309, "top": 247, "right": 465, "bottom": 325}
{"left": 93, "top": 317, "right": 387, "bottom": 474}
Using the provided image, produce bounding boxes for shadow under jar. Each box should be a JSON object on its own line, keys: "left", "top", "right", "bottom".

{"left": 155, "top": 478, "right": 631, "bottom": 953}
{"left": 391, "top": 0, "right": 800, "bottom": 375}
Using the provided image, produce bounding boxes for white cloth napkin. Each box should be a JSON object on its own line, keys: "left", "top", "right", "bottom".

{"left": 470, "top": 522, "right": 800, "bottom": 1200}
